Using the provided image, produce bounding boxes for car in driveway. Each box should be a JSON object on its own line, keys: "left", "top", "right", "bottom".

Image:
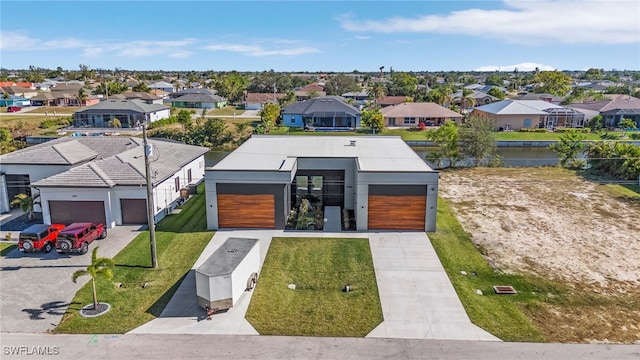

{"left": 7, "top": 106, "right": 22, "bottom": 112}
{"left": 17, "top": 223, "right": 66, "bottom": 253}
{"left": 55, "top": 222, "right": 107, "bottom": 255}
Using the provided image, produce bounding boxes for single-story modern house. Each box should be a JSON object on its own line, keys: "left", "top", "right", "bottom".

{"left": 73, "top": 99, "right": 170, "bottom": 128}
{"left": 1, "top": 86, "right": 38, "bottom": 99}
{"left": 471, "top": 99, "right": 585, "bottom": 130}
{"left": 567, "top": 95, "right": 640, "bottom": 128}
{"left": 0, "top": 137, "right": 209, "bottom": 228}
{"left": 30, "top": 93, "right": 56, "bottom": 106}
{"left": 282, "top": 96, "right": 361, "bottom": 129}
{"left": 380, "top": 102, "right": 463, "bottom": 127}
{"left": 205, "top": 136, "right": 439, "bottom": 232}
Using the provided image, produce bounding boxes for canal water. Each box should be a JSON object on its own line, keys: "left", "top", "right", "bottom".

{"left": 206, "top": 147, "right": 562, "bottom": 168}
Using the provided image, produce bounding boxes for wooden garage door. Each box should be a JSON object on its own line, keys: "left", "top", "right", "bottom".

{"left": 121, "top": 199, "right": 148, "bottom": 224}
{"left": 368, "top": 195, "right": 426, "bottom": 230}
{"left": 217, "top": 194, "right": 275, "bottom": 228}
{"left": 49, "top": 200, "right": 106, "bottom": 225}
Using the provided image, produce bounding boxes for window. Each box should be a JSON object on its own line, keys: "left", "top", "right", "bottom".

{"left": 523, "top": 118, "right": 532, "bottom": 128}
{"left": 175, "top": 176, "right": 180, "bottom": 192}
{"left": 187, "top": 169, "right": 192, "bottom": 183}
{"left": 388, "top": 117, "right": 396, "bottom": 126}
{"left": 404, "top": 117, "right": 416, "bottom": 125}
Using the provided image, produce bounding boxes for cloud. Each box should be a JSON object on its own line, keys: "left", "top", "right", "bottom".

{"left": 339, "top": 0, "right": 640, "bottom": 44}
{"left": 473, "top": 62, "right": 556, "bottom": 72}
{"left": 203, "top": 42, "right": 320, "bottom": 57}
{"left": 355, "top": 35, "right": 370, "bottom": 40}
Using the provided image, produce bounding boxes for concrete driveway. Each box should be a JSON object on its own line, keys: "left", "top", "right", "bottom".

{"left": 0, "top": 226, "right": 141, "bottom": 333}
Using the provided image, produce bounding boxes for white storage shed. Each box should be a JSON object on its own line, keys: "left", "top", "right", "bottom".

{"left": 195, "top": 237, "right": 260, "bottom": 310}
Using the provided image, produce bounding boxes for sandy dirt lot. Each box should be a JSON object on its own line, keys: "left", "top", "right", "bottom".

{"left": 439, "top": 167, "right": 640, "bottom": 292}
{"left": 439, "top": 167, "right": 640, "bottom": 343}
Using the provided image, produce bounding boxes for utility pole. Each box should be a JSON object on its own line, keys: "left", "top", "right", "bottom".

{"left": 143, "top": 124, "right": 158, "bottom": 268}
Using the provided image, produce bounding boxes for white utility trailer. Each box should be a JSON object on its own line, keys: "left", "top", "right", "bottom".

{"left": 195, "top": 237, "right": 260, "bottom": 311}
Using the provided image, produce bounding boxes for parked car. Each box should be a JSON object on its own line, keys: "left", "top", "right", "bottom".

{"left": 55, "top": 223, "right": 107, "bottom": 255}
{"left": 7, "top": 106, "right": 22, "bottom": 112}
{"left": 18, "top": 223, "right": 66, "bottom": 253}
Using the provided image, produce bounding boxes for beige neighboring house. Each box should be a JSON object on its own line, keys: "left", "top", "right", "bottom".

{"left": 110, "top": 91, "right": 163, "bottom": 105}
{"left": 378, "top": 96, "right": 412, "bottom": 108}
{"left": 2, "top": 86, "right": 38, "bottom": 99}
{"left": 471, "top": 99, "right": 585, "bottom": 130}
{"left": 244, "top": 92, "right": 286, "bottom": 110}
{"left": 380, "top": 102, "right": 463, "bottom": 127}
{"left": 295, "top": 83, "right": 326, "bottom": 100}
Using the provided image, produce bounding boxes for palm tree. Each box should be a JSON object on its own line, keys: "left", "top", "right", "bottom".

{"left": 10, "top": 193, "right": 40, "bottom": 221}
{"left": 77, "top": 88, "right": 88, "bottom": 106}
{"left": 368, "top": 83, "right": 385, "bottom": 107}
{"left": 72, "top": 247, "right": 115, "bottom": 310}
{"left": 460, "top": 88, "right": 477, "bottom": 112}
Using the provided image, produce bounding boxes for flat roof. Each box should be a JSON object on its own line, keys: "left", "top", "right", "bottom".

{"left": 211, "top": 136, "right": 434, "bottom": 172}
{"left": 196, "top": 238, "right": 259, "bottom": 277}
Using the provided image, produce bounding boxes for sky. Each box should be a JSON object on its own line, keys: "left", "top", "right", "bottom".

{"left": 1, "top": 0, "right": 639, "bottom": 72}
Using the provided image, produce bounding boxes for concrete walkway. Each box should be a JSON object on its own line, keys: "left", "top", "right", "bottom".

{"left": 131, "top": 231, "right": 497, "bottom": 341}
{"left": 323, "top": 206, "right": 341, "bottom": 231}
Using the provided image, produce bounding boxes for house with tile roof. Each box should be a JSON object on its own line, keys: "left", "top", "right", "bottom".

{"left": 0, "top": 137, "right": 208, "bottom": 227}
{"left": 282, "top": 96, "right": 361, "bottom": 130}
{"left": 380, "top": 102, "right": 463, "bottom": 127}
{"left": 73, "top": 99, "right": 170, "bottom": 128}
{"left": 2, "top": 86, "right": 38, "bottom": 99}
{"left": 243, "top": 92, "right": 286, "bottom": 110}
{"left": 377, "top": 95, "right": 412, "bottom": 108}
{"left": 294, "top": 83, "right": 326, "bottom": 101}
{"left": 471, "top": 99, "right": 585, "bottom": 130}
{"left": 567, "top": 95, "right": 640, "bottom": 128}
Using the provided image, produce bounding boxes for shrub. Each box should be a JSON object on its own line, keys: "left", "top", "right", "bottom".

{"left": 555, "top": 127, "right": 591, "bottom": 133}
{"left": 518, "top": 128, "right": 548, "bottom": 133}
{"left": 39, "top": 117, "right": 70, "bottom": 129}
{"left": 630, "top": 133, "right": 640, "bottom": 140}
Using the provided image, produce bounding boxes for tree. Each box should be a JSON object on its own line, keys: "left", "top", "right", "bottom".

{"left": 534, "top": 71, "right": 572, "bottom": 96}
{"left": 387, "top": 72, "right": 418, "bottom": 97}
{"left": 368, "top": 83, "right": 386, "bottom": 106}
{"left": 549, "top": 129, "right": 586, "bottom": 169}
{"left": 582, "top": 68, "right": 604, "bottom": 81}
{"left": 487, "top": 87, "right": 505, "bottom": 100}
{"left": 177, "top": 110, "right": 192, "bottom": 131}
{"left": 215, "top": 72, "right": 249, "bottom": 104}
{"left": 260, "top": 102, "right": 281, "bottom": 132}
{"left": 484, "top": 74, "right": 504, "bottom": 86}
{"left": 72, "top": 247, "right": 115, "bottom": 310}
{"left": 425, "top": 121, "right": 461, "bottom": 168}
{"left": 459, "top": 88, "right": 477, "bottom": 110}
{"left": 360, "top": 108, "right": 385, "bottom": 133}
{"left": 324, "top": 74, "right": 359, "bottom": 96}
{"left": 109, "top": 118, "right": 122, "bottom": 129}
{"left": 10, "top": 193, "right": 40, "bottom": 221}
{"left": 0, "top": 127, "right": 12, "bottom": 143}
{"left": 77, "top": 88, "right": 88, "bottom": 106}
{"left": 618, "top": 117, "right": 637, "bottom": 137}
{"left": 132, "top": 82, "right": 151, "bottom": 93}
{"left": 587, "top": 114, "right": 603, "bottom": 131}
{"left": 459, "top": 116, "right": 497, "bottom": 167}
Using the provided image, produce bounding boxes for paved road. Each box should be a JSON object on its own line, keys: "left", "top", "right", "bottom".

{"left": 0, "top": 226, "right": 141, "bottom": 333}
{"left": 1, "top": 333, "right": 638, "bottom": 360}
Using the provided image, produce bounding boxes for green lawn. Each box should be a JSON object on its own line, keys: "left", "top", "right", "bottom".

{"left": 246, "top": 237, "right": 382, "bottom": 337}
{"left": 54, "top": 184, "right": 214, "bottom": 334}
{"left": 0, "top": 242, "right": 16, "bottom": 256}
{"left": 205, "top": 106, "right": 244, "bottom": 116}
{"left": 428, "top": 198, "right": 555, "bottom": 342}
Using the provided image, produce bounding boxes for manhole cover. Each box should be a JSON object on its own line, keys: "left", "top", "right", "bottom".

{"left": 493, "top": 286, "right": 517, "bottom": 294}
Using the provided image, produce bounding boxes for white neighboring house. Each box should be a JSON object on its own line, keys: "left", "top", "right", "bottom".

{"left": 73, "top": 99, "right": 170, "bottom": 128}
{"left": 0, "top": 137, "right": 208, "bottom": 228}
{"left": 149, "top": 81, "right": 175, "bottom": 93}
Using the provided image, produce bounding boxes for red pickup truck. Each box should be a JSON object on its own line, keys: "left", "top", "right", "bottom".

{"left": 18, "top": 223, "right": 66, "bottom": 253}
{"left": 55, "top": 223, "right": 107, "bottom": 255}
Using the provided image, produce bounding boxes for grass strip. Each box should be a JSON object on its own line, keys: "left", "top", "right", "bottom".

{"left": 246, "top": 237, "right": 382, "bottom": 337}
